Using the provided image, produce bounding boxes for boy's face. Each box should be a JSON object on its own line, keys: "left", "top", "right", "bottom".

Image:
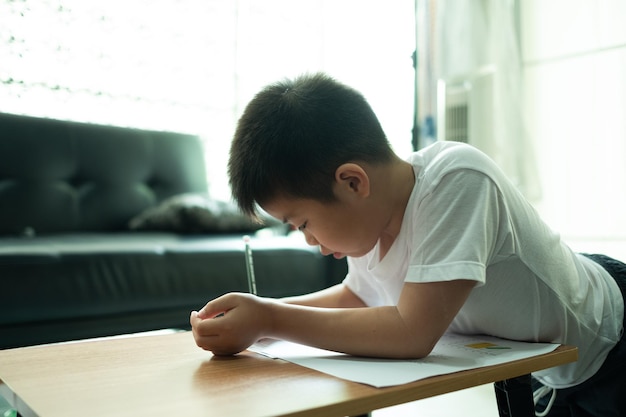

{"left": 261, "top": 194, "right": 381, "bottom": 260}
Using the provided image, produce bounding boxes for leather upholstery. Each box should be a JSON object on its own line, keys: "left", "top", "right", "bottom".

{"left": 0, "top": 233, "right": 346, "bottom": 349}
{"left": 0, "top": 112, "right": 207, "bottom": 234}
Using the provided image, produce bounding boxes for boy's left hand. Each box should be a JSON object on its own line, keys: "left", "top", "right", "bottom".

{"left": 190, "top": 293, "right": 271, "bottom": 356}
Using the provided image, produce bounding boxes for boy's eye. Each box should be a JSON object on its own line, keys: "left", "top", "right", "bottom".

{"left": 297, "top": 222, "right": 307, "bottom": 231}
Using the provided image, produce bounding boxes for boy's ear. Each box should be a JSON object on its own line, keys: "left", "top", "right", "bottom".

{"left": 334, "top": 163, "right": 370, "bottom": 198}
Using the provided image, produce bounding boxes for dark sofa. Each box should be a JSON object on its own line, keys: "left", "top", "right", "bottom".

{"left": 0, "top": 113, "right": 347, "bottom": 349}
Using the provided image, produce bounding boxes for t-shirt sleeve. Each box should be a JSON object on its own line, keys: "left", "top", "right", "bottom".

{"left": 406, "top": 168, "right": 507, "bottom": 286}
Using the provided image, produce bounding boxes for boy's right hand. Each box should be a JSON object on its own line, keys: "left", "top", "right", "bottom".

{"left": 190, "top": 293, "right": 272, "bottom": 356}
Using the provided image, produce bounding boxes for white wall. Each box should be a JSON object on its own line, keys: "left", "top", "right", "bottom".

{"left": 521, "top": 0, "right": 626, "bottom": 259}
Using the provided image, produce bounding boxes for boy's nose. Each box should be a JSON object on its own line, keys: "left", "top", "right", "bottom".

{"left": 319, "top": 245, "right": 332, "bottom": 256}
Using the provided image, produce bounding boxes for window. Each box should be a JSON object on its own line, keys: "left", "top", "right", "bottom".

{"left": 1, "top": 0, "right": 415, "bottom": 199}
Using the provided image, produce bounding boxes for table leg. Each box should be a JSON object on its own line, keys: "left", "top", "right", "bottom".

{"left": 494, "top": 374, "right": 535, "bottom": 417}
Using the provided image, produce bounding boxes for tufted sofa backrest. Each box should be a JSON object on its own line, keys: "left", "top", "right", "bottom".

{"left": 0, "top": 113, "right": 208, "bottom": 235}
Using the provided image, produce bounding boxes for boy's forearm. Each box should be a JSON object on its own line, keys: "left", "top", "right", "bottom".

{"left": 280, "top": 283, "right": 367, "bottom": 308}
{"left": 192, "top": 278, "right": 473, "bottom": 358}
{"left": 264, "top": 301, "right": 431, "bottom": 359}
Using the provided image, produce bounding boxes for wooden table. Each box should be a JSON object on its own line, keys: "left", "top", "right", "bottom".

{"left": 0, "top": 331, "right": 577, "bottom": 417}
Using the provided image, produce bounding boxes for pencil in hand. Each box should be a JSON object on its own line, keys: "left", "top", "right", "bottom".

{"left": 243, "top": 235, "right": 257, "bottom": 295}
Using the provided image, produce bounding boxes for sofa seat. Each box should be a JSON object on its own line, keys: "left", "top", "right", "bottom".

{"left": 1, "top": 233, "right": 346, "bottom": 349}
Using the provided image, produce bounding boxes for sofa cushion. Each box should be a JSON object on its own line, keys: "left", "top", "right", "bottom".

{"left": 0, "top": 233, "right": 347, "bottom": 348}
{"left": 0, "top": 113, "right": 208, "bottom": 235}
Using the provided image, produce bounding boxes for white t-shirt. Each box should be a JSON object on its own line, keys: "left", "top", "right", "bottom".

{"left": 343, "top": 141, "right": 624, "bottom": 388}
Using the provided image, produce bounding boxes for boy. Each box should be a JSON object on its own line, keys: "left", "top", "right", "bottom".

{"left": 190, "top": 73, "right": 625, "bottom": 416}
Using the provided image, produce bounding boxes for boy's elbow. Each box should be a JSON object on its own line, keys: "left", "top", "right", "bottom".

{"left": 389, "top": 337, "right": 436, "bottom": 360}
{"left": 408, "top": 343, "right": 435, "bottom": 360}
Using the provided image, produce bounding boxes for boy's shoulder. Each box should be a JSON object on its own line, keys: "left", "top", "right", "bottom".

{"left": 407, "top": 141, "right": 509, "bottom": 198}
{"left": 411, "top": 141, "right": 496, "bottom": 175}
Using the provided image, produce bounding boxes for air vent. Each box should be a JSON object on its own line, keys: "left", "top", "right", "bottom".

{"left": 437, "top": 66, "right": 495, "bottom": 152}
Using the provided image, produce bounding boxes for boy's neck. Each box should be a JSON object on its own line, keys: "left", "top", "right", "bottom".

{"left": 373, "top": 156, "right": 415, "bottom": 258}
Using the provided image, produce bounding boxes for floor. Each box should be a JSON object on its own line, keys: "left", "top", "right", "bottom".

{"left": 373, "top": 383, "right": 499, "bottom": 417}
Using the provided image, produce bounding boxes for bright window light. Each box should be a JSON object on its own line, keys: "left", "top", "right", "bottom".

{"left": 1, "top": 0, "right": 415, "bottom": 200}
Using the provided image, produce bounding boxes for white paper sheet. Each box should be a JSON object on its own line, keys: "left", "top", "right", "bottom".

{"left": 249, "top": 333, "right": 559, "bottom": 387}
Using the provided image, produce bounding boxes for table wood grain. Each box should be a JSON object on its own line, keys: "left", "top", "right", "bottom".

{"left": 0, "top": 331, "right": 577, "bottom": 417}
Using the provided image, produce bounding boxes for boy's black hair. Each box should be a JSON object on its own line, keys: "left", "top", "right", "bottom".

{"left": 228, "top": 72, "right": 394, "bottom": 218}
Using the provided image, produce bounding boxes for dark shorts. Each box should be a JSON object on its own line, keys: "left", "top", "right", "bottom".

{"left": 582, "top": 253, "right": 626, "bottom": 304}
{"left": 533, "top": 253, "right": 626, "bottom": 417}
